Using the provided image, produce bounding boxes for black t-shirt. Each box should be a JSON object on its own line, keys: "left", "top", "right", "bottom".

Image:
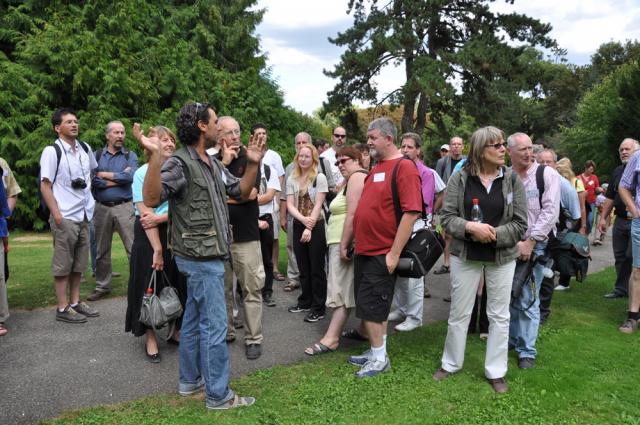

{"left": 606, "top": 164, "right": 633, "bottom": 217}
{"left": 450, "top": 157, "right": 462, "bottom": 172}
{"left": 223, "top": 147, "right": 261, "bottom": 242}
{"left": 464, "top": 175, "right": 504, "bottom": 262}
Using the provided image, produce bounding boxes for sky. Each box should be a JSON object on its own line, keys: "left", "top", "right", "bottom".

{"left": 255, "top": 0, "right": 640, "bottom": 115}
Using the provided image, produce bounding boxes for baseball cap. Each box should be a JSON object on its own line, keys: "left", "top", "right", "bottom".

{"left": 440, "top": 144, "right": 450, "bottom": 151}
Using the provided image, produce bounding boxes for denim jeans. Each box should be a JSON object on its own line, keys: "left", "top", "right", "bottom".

{"left": 174, "top": 255, "right": 234, "bottom": 407}
{"left": 509, "top": 242, "right": 546, "bottom": 359}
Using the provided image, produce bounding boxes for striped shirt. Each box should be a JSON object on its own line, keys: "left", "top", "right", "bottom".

{"left": 518, "top": 162, "right": 561, "bottom": 240}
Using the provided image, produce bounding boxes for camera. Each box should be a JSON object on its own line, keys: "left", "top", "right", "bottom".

{"left": 71, "top": 178, "right": 87, "bottom": 190}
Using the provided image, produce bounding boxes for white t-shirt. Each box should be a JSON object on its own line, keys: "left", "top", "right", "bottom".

{"left": 319, "top": 147, "right": 343, "bottom": 185}
{"left": 40, "top": 139, "right": 98, "bottom": 222}
{"left": 263, "top": 149, "right": 285, "bottom": 177}
{"left": 432, "top": 169, "right": 446, "bottom": 193}
{"left": 259, "top": 163, "right": 281, "bottom": 216}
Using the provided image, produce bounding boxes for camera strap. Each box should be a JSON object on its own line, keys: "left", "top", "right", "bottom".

{"left": 57, "top": 138, "right": 87, "bottom": 183}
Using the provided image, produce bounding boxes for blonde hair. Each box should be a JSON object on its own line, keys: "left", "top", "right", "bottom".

{"left": 556, "top": 157, "right": 576, "bottom": 181}
{"left": 292, "top": 143, "right": 319, "bottom": 188}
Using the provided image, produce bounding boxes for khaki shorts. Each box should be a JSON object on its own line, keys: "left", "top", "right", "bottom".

{"left": 326, "top": 244, "right": 356, "bottom": 309}
{"left": 50, "top": 217, "right": 89, "bottom": 277}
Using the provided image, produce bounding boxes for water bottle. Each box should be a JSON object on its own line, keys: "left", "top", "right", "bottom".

{"left": 471, "top": 197, "right": 483, "bottom": 223}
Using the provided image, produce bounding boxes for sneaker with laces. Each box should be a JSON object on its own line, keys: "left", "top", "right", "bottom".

{"left": 288, "top": 305, "right": 311, "bottom": 313}
{"left": 304, "top": 311, "right": 325, "bottom": 322}
{"left": 55, "top": 306, "right": 87, "bottom": 323}
{"left": 348, "top": 349, "right": 372, "bottom": 366}
{"left": 72, "top": 302, "right": 100, "bottom": 317}
{"left": 355, "top": 356, "right": 391, "bottom": 378}
{"left": 619, "top": 318, "right": 638, "bottom": 334}
{"left": 395, "top": 319, "right": 421, "bottom": 332}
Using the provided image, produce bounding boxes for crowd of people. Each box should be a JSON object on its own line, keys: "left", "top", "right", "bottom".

{"left": 0, "top": 102, "right": 637, "bottom": 409}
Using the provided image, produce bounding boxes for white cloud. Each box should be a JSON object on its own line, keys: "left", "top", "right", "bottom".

{"left": 257, "top": 0, "right": 640, "bottom": 114}
{"left": 259, "top": 0, "right": 352, "bottom": 29}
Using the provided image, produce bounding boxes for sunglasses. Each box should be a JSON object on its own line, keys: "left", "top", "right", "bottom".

{"left": 333, "top": 134, "right": 346, "bottom": 139}
{"left": 485, "top": 142, "right": 508, "bottom": 150}
{"left": 335, "top": 157, "right": 352, "bottom": 166}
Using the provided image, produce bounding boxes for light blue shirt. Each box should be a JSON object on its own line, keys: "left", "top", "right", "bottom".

{"left": 133, "top": 164, "right": 168, "bottom": 216}
{"left": 560, "top": 177, "right": 581, "bottom": 220}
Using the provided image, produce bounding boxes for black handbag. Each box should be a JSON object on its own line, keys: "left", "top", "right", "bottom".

{"left": 391, "top": 159, "right": 444, "bottom": 278}
{"left": 139, "top": 271, "right": 183, "bottom": 340}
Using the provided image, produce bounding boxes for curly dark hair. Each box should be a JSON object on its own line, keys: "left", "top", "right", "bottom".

{"left": 176, "top": 102, "right": 213, "bottom": 146}
{"left": 51, "top": 107, "right": 77, "bottom": 128}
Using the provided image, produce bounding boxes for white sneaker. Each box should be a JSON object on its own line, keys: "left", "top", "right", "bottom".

{"left": 355, "top": 356, "right": 391, "bottom": 378}
{"left": 554, "top": 285, "right": 570, "bottom": 291}
{"left": 395, "top": 320, "right": 421, "bottom": 332}
{"left": 387, "top": 311, "right": 404, "bottom": 322}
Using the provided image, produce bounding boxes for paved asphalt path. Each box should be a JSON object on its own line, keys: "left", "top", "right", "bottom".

{"left": 0, "top": 232, "right": 615, "bottom": 424}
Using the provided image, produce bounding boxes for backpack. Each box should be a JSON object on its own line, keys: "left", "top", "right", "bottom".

{"left": 37, "top": 140, "right": 91, "bottom": 221}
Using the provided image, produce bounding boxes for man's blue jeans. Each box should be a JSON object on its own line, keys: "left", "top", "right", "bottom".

{"left": 174, "top": 256, "right": 234, "bottom": 406}
{"left": 509, "top": 242, "right": 546, "bottom": 359}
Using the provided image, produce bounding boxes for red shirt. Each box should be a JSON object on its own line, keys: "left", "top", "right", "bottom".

{"left": 580, "top": 173, "right": 600, "bottom": 204}
{"left": 354, "top": 157, "right": 422, "bottom": 256}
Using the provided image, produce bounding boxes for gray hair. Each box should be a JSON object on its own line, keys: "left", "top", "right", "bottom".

{"left": 368, "top": 117, "right": 397, "bottom": 142}
{"left": 401, "top": 132, "right": 422, "bottom": 149}
{"left": 294, "top": 132, "right": 312, "bottom": 145}
{"left": 538, "top": 148, "right": 558, "bottom": 162}
{"left": 622, "top": 138, "right": 640, "bottom": 150}
{"left": 507, "top": 132, "right": 531, "bottom": 148}
{"left": 105, "top": 120, "right": 124, "bottom": 135}
{"left": 217, "top": 116, "right": 238, "bottom": 128}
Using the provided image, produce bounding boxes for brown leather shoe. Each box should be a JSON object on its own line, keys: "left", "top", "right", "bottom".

{"left": 487, "top": 377, "right": 508, "bottom": 393}
{"left": 86, "top": 290, "right": 110, "bottom": 302}
{"left": 433, "top": 368, "right": 453, "bottom": 381}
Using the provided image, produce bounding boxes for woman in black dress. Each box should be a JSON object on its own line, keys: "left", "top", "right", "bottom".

{"left": 125, "top": 124, "right": 186, "bottom": 363}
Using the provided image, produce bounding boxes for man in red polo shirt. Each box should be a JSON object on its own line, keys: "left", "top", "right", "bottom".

{"left": 349, "top": 117, "right": 422, "bottom": 378}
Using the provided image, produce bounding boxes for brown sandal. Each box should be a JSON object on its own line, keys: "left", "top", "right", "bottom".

{"left": 283, "top": 282, "right": 299, "bottom": 292}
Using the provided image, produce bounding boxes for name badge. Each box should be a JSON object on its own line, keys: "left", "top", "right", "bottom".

{"left": 373, "top": 172, "right": 385, "bottom": 183}
{"left": 526, "top": 189, "right": 539, "bottom": 200}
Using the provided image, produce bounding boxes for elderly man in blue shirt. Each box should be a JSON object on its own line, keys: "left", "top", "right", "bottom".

{"left": 87, "top": 120, "right": 138, "bottom": 301}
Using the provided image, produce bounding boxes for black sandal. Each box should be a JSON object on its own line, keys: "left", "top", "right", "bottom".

{"left": 341, "top": 328, "right": 368, "bottom": 341}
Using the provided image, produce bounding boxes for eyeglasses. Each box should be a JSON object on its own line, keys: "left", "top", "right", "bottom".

{"left": 335, "top": 157, "right": 352, "bottom": 166}
{"left": 333, "top": 134, "right": 346, "bottom": 139}
{"left": 225, "top": 129, "right": 241, "bottom": 137}
{"left": 485, "top": 142, "right": 508, "bottom": 150}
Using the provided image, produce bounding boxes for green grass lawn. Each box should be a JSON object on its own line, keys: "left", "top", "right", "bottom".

{"left": 43, "top": 266, "right": 639, "bottom": 425}
{"left": 6, "top": 231, "right": 289, "bottom": 310}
